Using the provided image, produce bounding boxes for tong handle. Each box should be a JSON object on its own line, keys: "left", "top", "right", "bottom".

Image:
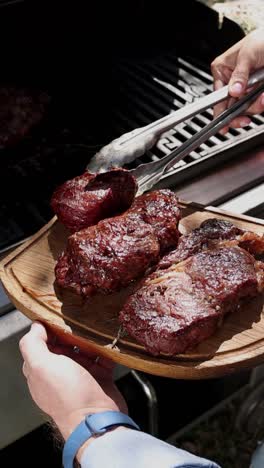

{"left": 118, "top": 67, "right": 264, "bottom": 149}
{"left": 165, "top": 81, "right": 264, "bottom": 171}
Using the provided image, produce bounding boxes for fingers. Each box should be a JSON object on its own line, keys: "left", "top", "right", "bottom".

{"left": 216, "top": 88, "right": 264, "bottom": 134}
{"left": 211, "top": 61, "right": 234, "bottom": 120}
{"left": 246, "top": 92, "right": 264, "bottom": 115}
{"left": 228, "top": 116, "right": 251, "bottom": 129}
{"left": 50, "top": 343, "right": 115, "bottom": 374}
{"left": 229, "top": 52, "right": 251, "bottom": 98}
{"left": 19, "top": 322, "right": 49, "bottom": 369}
{"left": 210, "top": 30, "right": 264, "bottom": 138}
{"left": 50, "top": 343, "right": 98, "bottom": 369}
{"left": 211, "top": 36, "right": 254, "bottom": 123}
{"left": 220, "top": 91, "right": 264, "bottom": 134}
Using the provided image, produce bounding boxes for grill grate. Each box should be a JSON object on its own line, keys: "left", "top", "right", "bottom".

{"left": 112, "top": 55, "right": 264, "bottom": 178}
{"left": 1, "top": 52, "right": 264, "bottom": 253}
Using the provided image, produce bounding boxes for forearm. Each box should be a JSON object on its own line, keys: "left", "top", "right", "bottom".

{"left": 80, "top": 428, "right": 220, "bottom": 468}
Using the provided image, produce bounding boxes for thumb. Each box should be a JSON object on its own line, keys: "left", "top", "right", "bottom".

{"left": 19, "top": 322, "right": 50, "bottom": 367}
{"left": 229, "top": 50, "right": 252, "bottom": 97}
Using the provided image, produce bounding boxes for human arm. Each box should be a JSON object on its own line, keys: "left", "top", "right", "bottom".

{"left": 19, "top": 322, "right": 127, "bottom": 459}
{"left": 19, "top": 322, "right": 220, "bottom": 467}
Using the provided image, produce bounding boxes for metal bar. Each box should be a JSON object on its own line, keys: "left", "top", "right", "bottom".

{"left": 131, "top": 370, "right": 159, "bottom": 437}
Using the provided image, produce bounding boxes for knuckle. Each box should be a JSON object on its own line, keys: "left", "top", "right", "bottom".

{"left": 19, "top": 335, "right": 27, "bottom": 353}
{"left": 211, "top": 59, "right": 221, "bottom": 75}
{"left": 210, "top": 60, "right": 217, "bottom": 71}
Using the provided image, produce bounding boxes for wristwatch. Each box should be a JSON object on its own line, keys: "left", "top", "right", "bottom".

{"left": 62, "top": 410, "right": 140, "bottom": 468}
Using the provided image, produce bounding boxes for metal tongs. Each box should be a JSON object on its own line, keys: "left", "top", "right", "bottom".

{"left": 87, "top": 68, "right": 264, "bottom": 195}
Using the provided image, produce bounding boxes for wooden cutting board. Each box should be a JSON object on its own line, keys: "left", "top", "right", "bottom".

{"left": 1, "top": 201, "right": 264, "bottom": 379}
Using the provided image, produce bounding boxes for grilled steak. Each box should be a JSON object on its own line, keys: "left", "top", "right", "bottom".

{"left": 159, "top": 218, "right": 264, "bottom": 269}
{"left": 120, "top": 246, "right": 264, "bottom": 355}
{"left": 55, "top": 190, "right": 181, "bottom": 296}
{"left": 129, "top": 190, "right": 181, "bottom": 253}
{"left": 51, "top": 168, "right": 137, "bottom": 232}
{"left": 0, "top": 86, "right": 49, "bottom": 148}
{"left": 120, "top": 219, "right": 264, "bottom": 355}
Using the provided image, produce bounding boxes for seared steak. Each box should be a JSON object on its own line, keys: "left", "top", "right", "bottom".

{"left": 55, "top": 190, "right": 181, "bottom": 296}
{"left": 120, "top": 246, "right": 264, "bottom": 355}
{"left": 159, "top": 218, "right": 264, "bottom": 269}
{"left": 51, "top": 168, "right": 137, "bottom": 232}
{"left": 129, "top": 190, "right": 182, "bottom": 253}
{"left": 120, "top": 219, "right": 264, "bottom": 355}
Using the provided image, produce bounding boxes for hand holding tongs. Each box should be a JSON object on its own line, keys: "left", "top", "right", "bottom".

{"left": 134, "top": 79, "right": 264, "bottom": 194}
{"left": 87, "top": 68, "right": 264, "bottom": 194}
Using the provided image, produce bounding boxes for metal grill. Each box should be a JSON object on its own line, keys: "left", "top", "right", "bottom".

{"left": 1, "top": 52, "right": 264, "bottom": 253}
{"left": 112, "top": 55, "right": 264, "bottom": 184}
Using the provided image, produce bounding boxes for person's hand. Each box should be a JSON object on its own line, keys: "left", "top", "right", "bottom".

{"left": 211, "top": 29, "right": 264, "bottom": 133}
{"left": 19, "top": 322, "right": 127, "bottom": 447}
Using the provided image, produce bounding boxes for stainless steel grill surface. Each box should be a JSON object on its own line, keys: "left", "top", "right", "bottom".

{"left": 114, "top": 57, "right": 264, "bottom": 172}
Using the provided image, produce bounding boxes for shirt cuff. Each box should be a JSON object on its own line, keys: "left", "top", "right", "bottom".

{"left": 80, "top": 428, "right": 220, "bottom": 468}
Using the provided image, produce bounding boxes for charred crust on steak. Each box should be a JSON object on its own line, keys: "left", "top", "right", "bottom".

{"left": 120, "top": 219, "right": 264, "bottom": 356}
{"left": 55, "top": 190, "right": 181, "bottom": 296}
{"left": 159, "top": 218, "right": 264, "bottom": 269}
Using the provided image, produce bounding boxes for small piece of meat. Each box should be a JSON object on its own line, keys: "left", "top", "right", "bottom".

{"left": 238, "top": 231, "right": 264, "bottom": 256}
{"left": 55, "top": 190, "right": 181, "bottom": 296}
{"left": 256, "top": 260, "right": 264, "bottom": 292}
{"left": 51, "top": 168, "right": 138, "bottom": 232}
{"left": 159, "top": 218, "right": 264, "bottom": 269}
{"left": 130, "top": 190, "right": 181, "bottom": 252}
{"left": 0, "top": 87, "right": 49, "bottom": 148}
{"left": 120, "top": 246, "right": 263, "bottom": 355}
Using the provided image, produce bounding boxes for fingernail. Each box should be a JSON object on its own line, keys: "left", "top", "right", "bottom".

{"left": 240, "top": 118, "right": 251, "bottom": 127}
{"left": 230, "top": 82, "right": 243, "bottom": 95}
{"left": 261, "top": 94, "right": 264, "bottom": 106}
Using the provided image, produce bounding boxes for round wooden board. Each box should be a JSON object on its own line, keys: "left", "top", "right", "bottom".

{"left": 1, "top": 206, "right": 264, "bottom": 379}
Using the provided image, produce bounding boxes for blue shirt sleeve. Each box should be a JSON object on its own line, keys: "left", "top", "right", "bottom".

{"left": 80, "top": 428, "right": 221, "bottom": 468}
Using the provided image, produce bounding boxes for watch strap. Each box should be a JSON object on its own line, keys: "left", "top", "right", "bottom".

{"left": 63, "top": 410, "right": 140, "bottom": 468}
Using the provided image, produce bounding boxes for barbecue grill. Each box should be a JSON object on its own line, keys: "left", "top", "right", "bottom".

{"left": 1, "top": 0, "right": 264, "bottom": 457}
{"left": 2, "top": 52, "right": 264, "bottom": 252}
